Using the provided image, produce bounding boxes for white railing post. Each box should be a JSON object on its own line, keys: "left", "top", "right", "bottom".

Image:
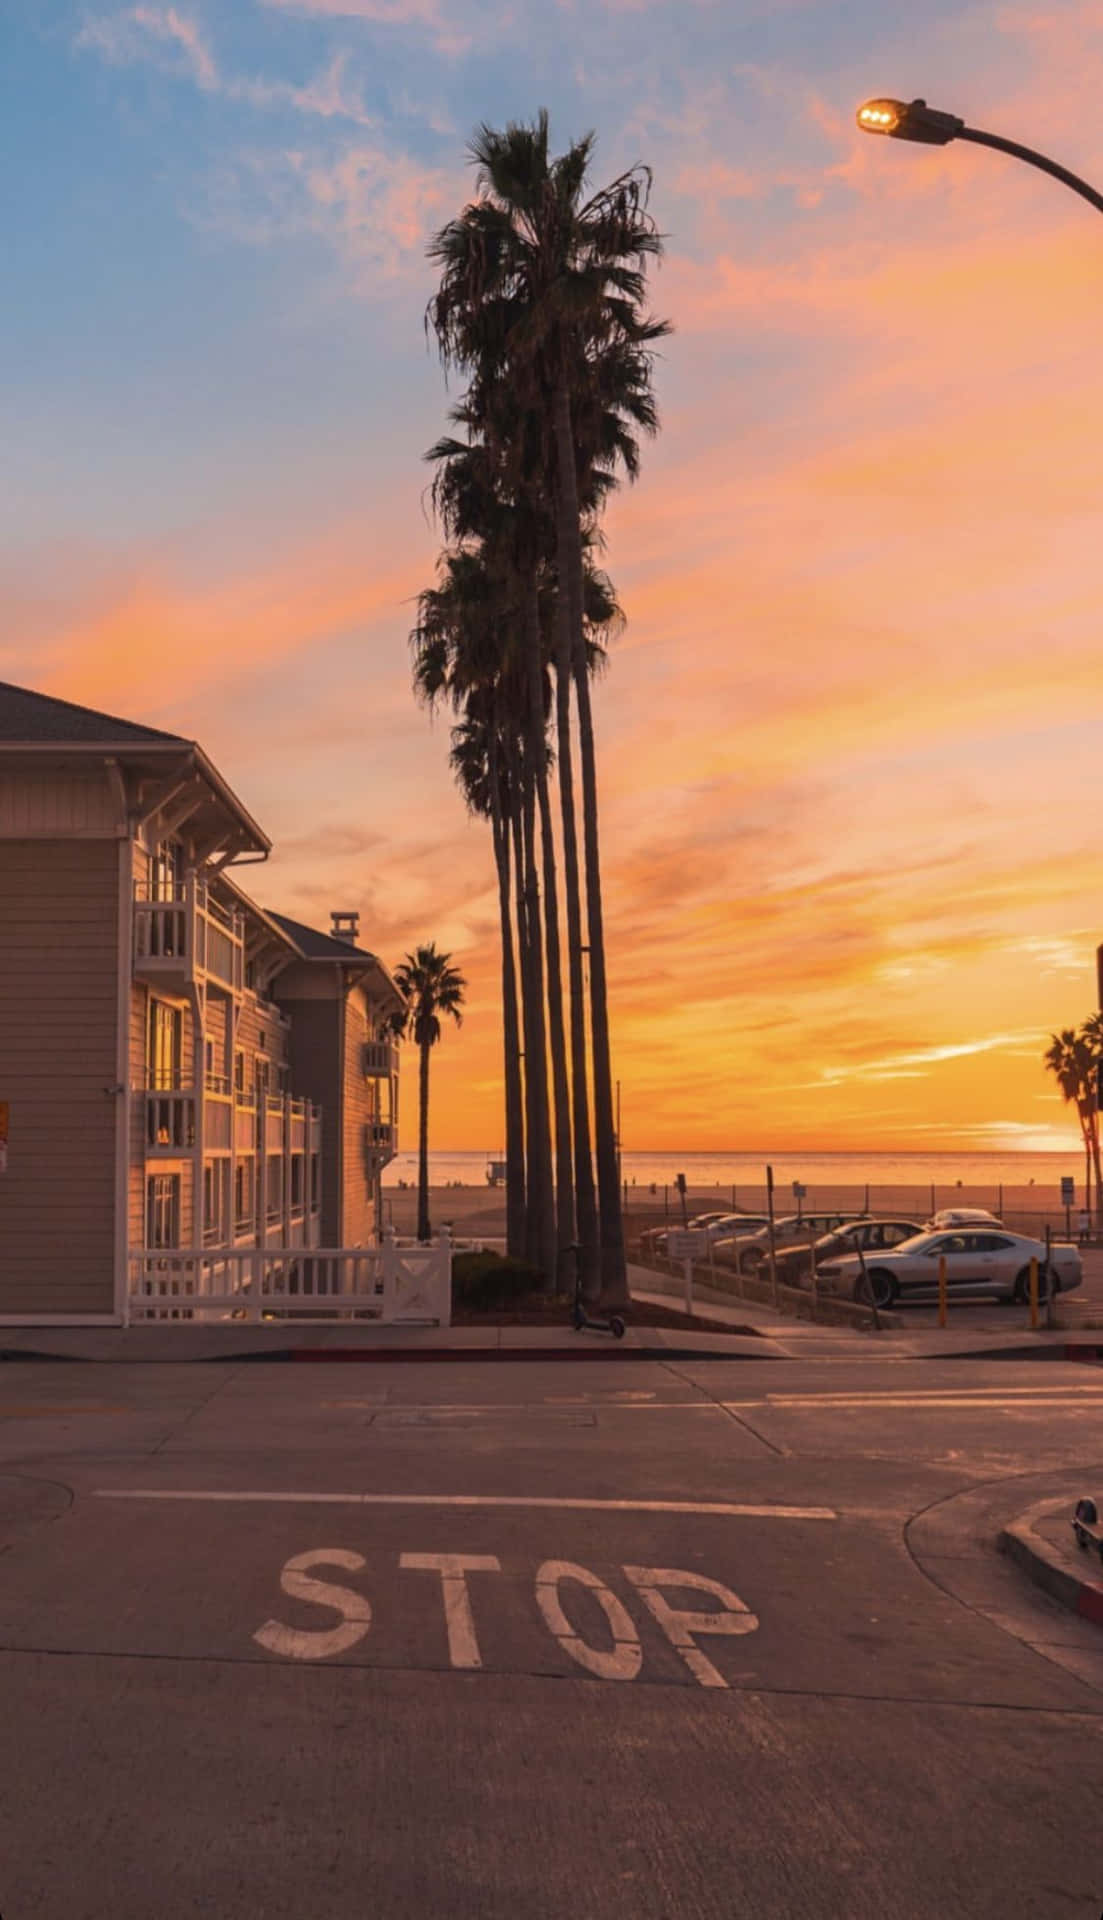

{"left": 382, "top": 1227, "right": 399, "bottom": 1320}
{"left": 435, "top": 1225, "right": 452, "bottom": 1327}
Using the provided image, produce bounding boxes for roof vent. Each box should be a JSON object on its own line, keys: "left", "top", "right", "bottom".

{"left": 330, "top": 910, "right": 360, "bottom": 945}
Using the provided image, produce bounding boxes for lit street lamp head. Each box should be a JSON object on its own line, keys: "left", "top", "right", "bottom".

{"left": 857, "top": 97, "right": 965, "bottom": 145}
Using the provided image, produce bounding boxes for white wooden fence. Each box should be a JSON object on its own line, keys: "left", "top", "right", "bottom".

{"left": 128, "top": 1229, "right": 452, "bottom": 1325}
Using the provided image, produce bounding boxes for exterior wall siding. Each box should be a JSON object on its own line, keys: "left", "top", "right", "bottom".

{"left": 0, "top": 770, "right": 118, "bottom": 837}
{"left": 342, "top": 985, "right": 378, "bottom": 1247}
{"left": 276, "top": 991, "right": 341, "bottom": 1243}
{"left": 0, "top": 839, "right": 119, "bottom": 1314}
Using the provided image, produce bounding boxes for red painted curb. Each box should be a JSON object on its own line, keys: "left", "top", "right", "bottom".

{"left": 1076, "top": 1582, "right": 1103, "bottom": 1625}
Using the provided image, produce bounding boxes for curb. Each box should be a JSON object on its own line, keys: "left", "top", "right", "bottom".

{"left": 1, "top": 1341, "right": 779, "bottom": 1366}
{"left": 999, "top": 1504, "right": 1103, "bottom": 1628}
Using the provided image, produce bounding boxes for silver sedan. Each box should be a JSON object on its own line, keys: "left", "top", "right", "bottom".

{"left": 815, "top": 1228, "right": 1083, "bottom": 1309}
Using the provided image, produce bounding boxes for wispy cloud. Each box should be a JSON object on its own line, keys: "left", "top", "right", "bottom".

{"left": 77, "top": 10, "right": 379, "bottom": 124}
{"left": 77, "top": 5, "right": 218, "bottom": 87}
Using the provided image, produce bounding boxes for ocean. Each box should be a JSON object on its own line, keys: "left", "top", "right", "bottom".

{"left": 384, "top": 1147, "right": 1085, "bottom": 1192}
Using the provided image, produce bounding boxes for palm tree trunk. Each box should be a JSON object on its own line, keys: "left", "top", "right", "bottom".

{"left": 528, "top": 587, "right": 575, "bottom": 1292}
{"left": 520, "top": 746, "right": 557, "bottom": 1286}
{"left": 552, "top": 387, "right": 599, "bottom": 1300}
{"left": 417, "top": 1036, "right": 431, "bottom": 1242}
{"left": 506, "top": 733, "right": 540, "bottom": 1270}
{"left": 488, "top": 722, "right": 526, "bottom": 1259}
{"left": 554, "top": 375, "right": 627, "bottom": 1306}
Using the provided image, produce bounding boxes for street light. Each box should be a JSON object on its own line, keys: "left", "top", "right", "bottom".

{"left": 857, "top": 97, "right": 1103, "bottom": 214}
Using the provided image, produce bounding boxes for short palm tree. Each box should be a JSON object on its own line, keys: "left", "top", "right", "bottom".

{"left": 393, "top": 944, "right": 467, "bottom": 1242}
{"left": 1044, "top": 1026, "right": 1098, "bottom": 1219}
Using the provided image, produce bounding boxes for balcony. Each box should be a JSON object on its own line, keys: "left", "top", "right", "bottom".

{"left": 363, "top": 1039, "right": 399, "bottom": 1079}
{"left": 147, "top": 1090, "right": 197, "bottom": 1154}
{"left": 364, "top": 1120, "right": 396, "bottom": 1164}
{"left": 134, "top": 876, "right": 245, "bottom": 992}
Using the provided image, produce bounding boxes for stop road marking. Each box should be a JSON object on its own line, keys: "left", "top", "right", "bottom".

{"left": 254, "top": 1548, "right": 759, "bottom": 1687}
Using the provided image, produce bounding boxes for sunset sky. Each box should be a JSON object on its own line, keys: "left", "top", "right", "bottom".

{"left": 4, "top": 0, "right": 1103, "bottom": 1153}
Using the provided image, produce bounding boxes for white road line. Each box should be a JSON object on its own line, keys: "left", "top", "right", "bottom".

{"left": 724, "top": 1396, "right": 1103, "bottom": 1412}
{"left": 321, "top": 1400, "right": 719, "bottom": 1415}
{"left": 762, "top": 1385, "right": 1103, "bottom": 1404}
{"left": 93, "top": 1490, "right": 836, "bottom": 1519}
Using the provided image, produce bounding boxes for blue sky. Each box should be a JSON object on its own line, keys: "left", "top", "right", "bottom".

{"left": 4, "top": 0, "right": 1103, "bottom": 1148}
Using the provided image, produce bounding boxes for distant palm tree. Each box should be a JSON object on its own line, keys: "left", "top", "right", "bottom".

{"left": 1043, "top": 1026, "right": 1098, "bottom": 1220}
{"left": 393, "top": 944, "right": 467, "bottom": 1242}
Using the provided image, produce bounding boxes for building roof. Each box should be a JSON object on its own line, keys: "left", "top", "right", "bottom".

{"left": 0, "top": 681, "right": 188, "bottom": 745}
{"left": 263, "top": 909, "right": 380, "bottom": 964}
{"left": 0, "top": 679, "right": 271, "bottom": 855}
{"left": 263, "top": 908, "right": 405, "bottom": 1011}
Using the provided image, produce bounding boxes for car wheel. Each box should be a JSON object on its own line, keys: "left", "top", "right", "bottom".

{"left": 739, "top": 1249, "right": 763, "bottom": 1275}
{"left": 1013, "top": 1265, "right": 1053, "bottom": 1304}
{"left": 854, "top": 1267, "right": 896, "bottom": 1309}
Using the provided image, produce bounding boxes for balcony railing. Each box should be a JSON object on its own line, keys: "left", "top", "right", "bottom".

{"left": 365, "top": 1120, "right": 396, "bottom": 1161}
{"left": 133, "top": 877, "right": 245, "bottom": 991}
{"left": 147, "top": 1091, "right": 197, "bottom": 1153}
{"left": 363, "top": 1039, "right": 399, "bottom": 1079}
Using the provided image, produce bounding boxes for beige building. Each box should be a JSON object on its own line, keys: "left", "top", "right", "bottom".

{"left": 0, "top": 681, "right": 403, "bottom": 1324}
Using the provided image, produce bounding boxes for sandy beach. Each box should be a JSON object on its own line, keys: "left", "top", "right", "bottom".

{"left": 383, "top": 1180, "right": 1079, "bottom": 1243}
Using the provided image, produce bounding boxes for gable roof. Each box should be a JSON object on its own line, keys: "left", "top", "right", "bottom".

{"left": 263, "top": 909, "right": 380, "bottom": 964}
{"left": 0, "top": 681, "right": 189, "bottom": 745}
{"left": 262, "top": 908, "right": 405, "bottom": 1011}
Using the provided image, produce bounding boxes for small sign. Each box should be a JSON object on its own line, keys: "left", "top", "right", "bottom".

{"left": 792, "top": 1181, "right": 806, "bottom": 1199}
{"left": 667, "top": 1230, "right": 709, "bottom": 1260}
{"left": 1061, "top": 1176, "right": 1075, "bottom": 1204}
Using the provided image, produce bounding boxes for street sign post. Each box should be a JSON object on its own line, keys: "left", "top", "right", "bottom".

{"left": 666, "top": 1229, "right": 709, "bottom": 1313}
{"left": 1061, "top": 1176, "right": 1075, "bottom": 1238}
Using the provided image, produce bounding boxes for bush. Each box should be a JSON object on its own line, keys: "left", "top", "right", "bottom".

{"left": 452, "top": 1250, "right": 548, "bottom": 1312}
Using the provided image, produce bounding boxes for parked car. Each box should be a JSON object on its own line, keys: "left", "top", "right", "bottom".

{"left": 712, "top": 1213, "right": 861, "bottom": 1275}
{"left": 815, "top": 1228, "right": 1082, "bottom": 1309}
{"left": 925, "top": 1208, "right": 1004, "bottom": 1231}
{"left": 775, "top": 1218, "right": 925, "bottom": 1286}
{"left": 651, "top": 1212, "right": 770, "bottom": 1256}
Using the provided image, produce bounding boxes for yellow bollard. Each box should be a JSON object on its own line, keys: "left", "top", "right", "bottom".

{"left": 1029, "top": 1256, "right": 1039, "bottom": 1330}
{"left": 938, "top": 1254, "right": 947, "bottom": 1327}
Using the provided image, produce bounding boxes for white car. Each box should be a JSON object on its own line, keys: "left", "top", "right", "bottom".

{"left": 652, "top": 1212, "right": 769, "bottom": 1256}
{"left": 925, "top": 1207, "right": 1004, "bottom": 1231}
{"left": 816, "top": 1228, "right": 1082, "bottom": 1309}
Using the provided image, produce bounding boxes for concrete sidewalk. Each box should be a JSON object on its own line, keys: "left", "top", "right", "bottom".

{"left": 1001, "top": 1493, "right": 1103, "bottom": 1630}
{"left": 4, "top": 1261, "right": 1103, "bottom": 1366}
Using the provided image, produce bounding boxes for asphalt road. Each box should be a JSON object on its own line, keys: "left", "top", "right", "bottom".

{"left": 3, "top": 1353, "right": 1103, "bottom": 1918}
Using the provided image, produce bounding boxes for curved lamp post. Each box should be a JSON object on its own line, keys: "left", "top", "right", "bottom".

{"left": 857, "top": 98, "right": 1103, "bottom": 215}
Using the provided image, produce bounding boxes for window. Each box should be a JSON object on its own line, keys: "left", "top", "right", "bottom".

{"left": 148, "top": 1001, "right": 183, "bottom": 1091}
{"left": 234, "top": 1051, "right": 245, "bottom": 1096}
{"left": 235, "top": 1161, "right": 254, "bottom": 1230}
{"left": 146, "top": 1174, "right": 181, "bottom": 1249}
{"left": 266, "top": 1154, "right": 283, "bottom": 1219}
{"left": 290, "top": 1155, "right": 304, "bottom": 1210}
{"left": 310, "top": 1152, "right": 320, "bottom": 1212}
{"left": 151, "top": 839, "right": 184, "bottom": 903}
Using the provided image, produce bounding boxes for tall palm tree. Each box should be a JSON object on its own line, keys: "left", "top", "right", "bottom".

{"left": 1043, "top": 1027, "right": 1097, "bottom": 1220}
{"left": 427, "top": 110, "right": 668, "bottom": 1303}
{"left": 393, "top": 944, "right": 467, "bottom": 1242}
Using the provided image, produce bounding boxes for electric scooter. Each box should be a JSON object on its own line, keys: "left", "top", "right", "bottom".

{"left": 570, "top": 1243, "right": 626, "bottom": 1339}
